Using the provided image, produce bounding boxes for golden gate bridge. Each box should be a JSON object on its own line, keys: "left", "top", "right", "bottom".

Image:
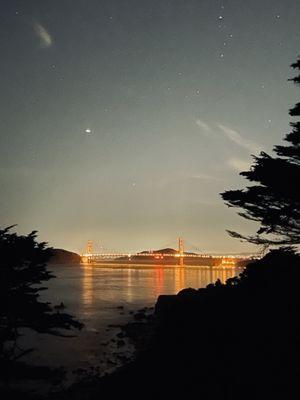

{"left": 81, "top": 237, "right": 258, "bottom": 264}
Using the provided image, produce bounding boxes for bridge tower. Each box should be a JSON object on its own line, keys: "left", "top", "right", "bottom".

{"left": 178, "top": 237, "right": 184, "bottom": 256}
{"left": 86, "top": 240, "right": 93, "bottom": 255}
{"left": 178, "top": 237, "right": 184, "bottom": 267}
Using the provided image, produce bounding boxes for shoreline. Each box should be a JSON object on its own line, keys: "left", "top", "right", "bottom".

{"left": 56, "top": 249, "right": 300, "bottom": 399}
{"left": 1, "top": 262, "right": 250, "bottom": 398}
{"left": 4, "top": 250, "right": 300, "bottom": 399}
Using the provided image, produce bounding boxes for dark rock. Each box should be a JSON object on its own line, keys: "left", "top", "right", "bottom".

{"left": 133, "top": 312, "right": 146, "bottom": 321}
{"left": 177, "top": 287, "right": 198, "bottom": 297}
{"left": 155, "top": 294, "right": 177, "bottom": 315}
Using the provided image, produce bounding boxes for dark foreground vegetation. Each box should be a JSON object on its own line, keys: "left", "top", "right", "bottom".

{"left": 57, "top": 248, "right": 299, "bottom": 400}
{"left": 0, "top": 226, "right": 83, "bottom": 397}
{"left": 222, "top": 58, "right": 300, "bottom": 246}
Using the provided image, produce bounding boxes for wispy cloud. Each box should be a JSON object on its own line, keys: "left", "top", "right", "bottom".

{"left": 34, "top": 23, "right": 53, "bottom": 48}
{"left": 228, "top": 157, "right": 251, "bottom": 172}
{"left": 195, "top": 119, "right": 212, "bottom": 133}
{"left": 217, "top": 124, "right": 261, "bottom": 154}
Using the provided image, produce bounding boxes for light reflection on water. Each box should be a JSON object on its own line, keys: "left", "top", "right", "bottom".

{"left": 23, "top": 264, "right": 240, "bottom": 374}
{"left": 78, "top": 263, "right": 238, "bottom": 313}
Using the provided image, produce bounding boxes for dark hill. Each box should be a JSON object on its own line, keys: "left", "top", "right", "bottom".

{"left": 140, "top": 248, "right": 177, "bottom": 255}
{"left": 49, "top": 248, "right": 81, "bottom": 264}
{"left": 139, "top": 248, "right": 197, "bottom": 255}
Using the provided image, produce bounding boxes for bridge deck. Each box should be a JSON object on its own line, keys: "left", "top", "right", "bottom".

{"left": 82, "top": 253, "right": 256, "bottom": 260}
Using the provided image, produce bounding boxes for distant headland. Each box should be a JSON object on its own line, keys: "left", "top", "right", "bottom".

{"left": 49, "top": 248, "right": 81, "bottom": 264}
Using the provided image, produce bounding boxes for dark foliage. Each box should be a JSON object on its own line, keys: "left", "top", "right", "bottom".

{"left": 0, "top": 226, "right": 83, "bottom": 363}
{"left": 221, "top": 58, "right": 300, "bottom": 245}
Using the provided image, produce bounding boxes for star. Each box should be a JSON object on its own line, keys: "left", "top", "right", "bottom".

{"left": 84, "top": 129, "right": 92, "bottom": 134}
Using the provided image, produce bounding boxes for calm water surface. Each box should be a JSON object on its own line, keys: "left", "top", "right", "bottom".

{"left": 22, "top": 263, "right": 241, "bottom": 376}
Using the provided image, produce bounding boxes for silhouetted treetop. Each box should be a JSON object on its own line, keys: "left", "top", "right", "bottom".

{"left": 0, "top": 226, "right": 83, "bottom": 362}
{"left": 221, "top": 58, "right": 300, "bottom": 245}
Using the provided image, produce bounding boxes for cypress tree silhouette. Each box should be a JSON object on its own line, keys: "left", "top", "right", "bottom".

{"left": 221, "top": 58, "right": 300, "bottom": 246}
{"left": 0, "top": 226, "right": 83, "bottom": 363}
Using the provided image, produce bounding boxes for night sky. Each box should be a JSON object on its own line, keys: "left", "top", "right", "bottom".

{"left": 0, "top": 0, "right": 299, "bottom": 254}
